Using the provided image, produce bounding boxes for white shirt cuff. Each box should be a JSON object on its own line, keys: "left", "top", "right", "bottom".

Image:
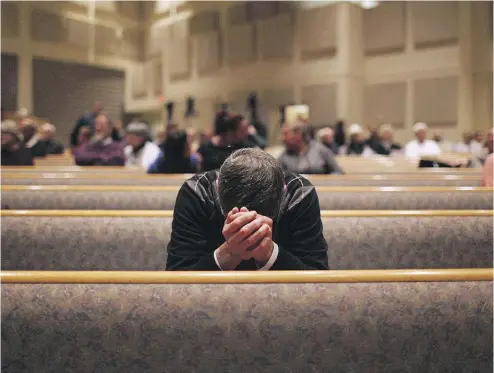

{"left": 257, "top": 242, "right": 279, "bottom": 271}
{"left": 213, "top": 248, "right": 223, "bottom": 270}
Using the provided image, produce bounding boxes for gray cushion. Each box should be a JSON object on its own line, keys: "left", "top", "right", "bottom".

{"left": 2, "top": 190, "right": 491, "bottom": 210}
{"left": 1, "top": 176, "right": 481, "bottom": 186}
{"left": 2, "top": 216, "right": 492, "bottom": 270}
{"left": 2, "top": 281, "right": 492, "bottom": 372}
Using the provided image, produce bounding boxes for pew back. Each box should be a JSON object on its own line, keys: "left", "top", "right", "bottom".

{"left": 2, "top": 270, "right": 492, "bottom": 373}
{"left": 0, "top": 175, "right": 482, "bottom": 186}
{"left": 1, "top": 186, "right": 491, "bottom": 210}
{"left": 2, "top": 211, "right": 491, "bottom": 270}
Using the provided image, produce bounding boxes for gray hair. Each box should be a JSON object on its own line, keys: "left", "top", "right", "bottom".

{"left": 218, "top": 148, "right": 284, "bottom": 219}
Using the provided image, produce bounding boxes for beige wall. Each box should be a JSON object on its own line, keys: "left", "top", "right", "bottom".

{"left": 130, "top": 1, "right": 493, "bottom": 145}
{"left": 1, "top": 0, "right": 143, "bottom": 115}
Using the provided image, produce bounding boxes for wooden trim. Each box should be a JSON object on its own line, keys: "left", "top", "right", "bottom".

{"left": 1, "top": 210, "right": 492, "bottom": 217}
{"left": 1, "top": 185, "right": 491, "bottom": 193}
{"left": 0, "top": 173, "right": 481, "bottom": 180}
{"left": 2, "top": 269, "right": 492, "bottom": 284}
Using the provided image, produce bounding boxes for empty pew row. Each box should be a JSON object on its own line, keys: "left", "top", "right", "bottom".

{"left": 2, "top": 270, "right": 492, "bottom": 373}
{"left": 2, "top": 186, "right": 492, "bottom": 210}
{"left": 0, "top": 174, "right": 482, "bottom": 186}
{"left": 2, "top": 210, "right": 491, "bottom": 271}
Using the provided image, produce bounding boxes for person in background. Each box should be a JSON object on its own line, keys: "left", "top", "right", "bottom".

{"left": 432, "top": 131, "right": 453, "bottom": 153}
{"left": 186, "top": 127, "right": 201, "bottom": 153}
{"left": 166, "top": 148, "right": 329, "bottom": 270}
{"left": 154, "top": 126, "right": 167, "bottom": 146}
{"left": 1, "top": 120, "right": 34, "bottom": 166}
{"left": 70, "top": 101, "right": 103, "bottom": 149}
{"left": 372, "top": 124, "right": 402, "bottom": 156}
{"left": 470, "top": 130, "right": 484, "bottom": 155}
{"left": 317, "top": 127, "right": 339, "bottom": 155}
{"left": 405, "top": 122, "right": 441, "bottom": 158}
{"left": 454, "top": 132, "right": 474, "bottom": 153}
{"left": 279, "top": 122, "right": 343, "bottom": 175}
{"left": 19, "top": 118, "right": 38, "bottom": 150}
{"left": 124, "top": 121, "right": 161, "bottom": 170}
{"left": 71, "top": 125, "right": 92, "bottom": 155}
{"left": 74, "top": 113, "right": 125, "bottom": 166}
{"left": 148, "top": 130, "right": 199, "bottom": 174}
{"left": 342, "top": 124, "right": 374, "bottom": 156}
{"left": 30, "top": 122, "right": 65, "bottom": 157}
{"left": 247, "top": 122, "right": 267, "bottom": 149}
{"left": 198, "top": 112, "right": 255, "bottom": 171}
{"left": 334, "top": 120, "right": 346, "bottom": 148}
{"left": 481, "top": 153, "right": 493, "bottom": 187}
{"left": 112, "top": 119, "right": 126, "bottom": 142}
{"left": 366, "top": 125, "right": 380, "bottom": 152}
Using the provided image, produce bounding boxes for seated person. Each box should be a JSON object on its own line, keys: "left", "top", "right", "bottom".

{"left": 340, "top": 124, "right": 374, "bottom": 156}
{"left": 372, "top": 124, "right": 402, "bottom": 156}
{"left": 148, "top": 130, "right": 199, "bottom": 174}
{"left": 481, "top": 154, "right": 493, "bottom": 187}
{"left": 30, "top": 123, "right": 65, "bottom": 158}
{"left": 1, "top": 120, "right": 34, "bottom": 166}
{"left": 432, "top": 131, "right": 453, "bottom": 153}
{"left": 317, "top": 127, "right": 339, "bottom": 154}
{"left": 405, "top": 122, "right": 441, "bottom": 159}
{"left": 124, "top": 121, "right": 161, "bottom": 170}
{"left": 166, "top": 148, "right": 329, "bottom": 270}
{"left": 279, "top": 122, "right": 343, "bottom": 174}
{"left": 74, "top": 113, "right": 125, "bottom": 166}
{"left": 19, "top": 118, "right": 38, "bottom": 150}
{"left": 454, "top": 132, "right": 474, "bottom": 153}
{"left": 71, "top": 125, "right": 91, "bottom": 155}
{"left": 198, "top": 112, "right": 255, "bottom": 171}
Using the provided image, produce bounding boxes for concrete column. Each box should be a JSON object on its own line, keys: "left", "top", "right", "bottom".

{"left": 336, "top": 2, "right": 364, "bottom": 125}
{"left": 17, "top": 2, "right": 33, "bottom": 113}
{"left": 457, "top": 1, "right": 474, "bottom": 134}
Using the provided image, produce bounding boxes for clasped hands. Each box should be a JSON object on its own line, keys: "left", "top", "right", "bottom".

{"left": 216, "top": 207, "right": 274, "bottom": 270}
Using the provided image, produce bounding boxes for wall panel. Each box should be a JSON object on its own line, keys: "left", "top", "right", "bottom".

{"left": 1, "top": 54, "right": 18, "bottom": 111}
{"left": 33, "top": 58, "right": 124, "bottom": 145}
{"left": 299, "top": 5, "right": 337, "bottom": 60}
{"left": 260, "top": 13, "right": 294, "bottom": 61}
{"left": 414, "top": 76, "right": 458, "bottom": 128}
{"left": 412, "top": 2, "right": 458, "bottom": 49}
{"left": 364, "top": 82, "right": 406, "bottom": 128}
{"left": 1, "top": 2, "right": 20, "bottom": 39}
{"left": 363, "top": 2, "right": 405, "bottom": 56}
{"left": 301, "top": 84, "right": 338, "bottom": 127}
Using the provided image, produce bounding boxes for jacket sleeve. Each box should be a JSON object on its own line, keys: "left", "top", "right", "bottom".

{"left": 322, "top": 148, "right": 344, "bottom": 175}
{"left": 74, "top": 144, "right": 99, "bottom": 165}
{"left": 147, "top": 151, "right": 165, "bottom": 174}
{"left": 70, "top": 116, "right": 86, "bottom": 147}
{"left": 166, "top": 183, "right": 220, "bottom": 270}
{"left": 102, "top": 145, "right": 126, "bottom": 166}
{"left": 272, "top": 187, "right": 329, "bottom": 270}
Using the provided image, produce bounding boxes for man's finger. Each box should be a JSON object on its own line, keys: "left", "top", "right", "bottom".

{"left": 228, "top": 218, "right": 263, "bottom": 246}
{"left": 226, "top": 207, "right": 239, "bottom": 223}
{"left": 222, "top": 211, "right": 257, "bottom": 237}
{"left": 243, "top": 224, "right": 271, "bottom": 251}
{"left": 240, "top": 207, "right": 249, "bottom": 212}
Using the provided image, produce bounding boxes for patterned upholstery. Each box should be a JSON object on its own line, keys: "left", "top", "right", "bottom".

{"left": 2, "top": 190, "right": 491, "bottom": 210}
{"left": 1, "top": 177, "right": 481, "bottom": 186}
{"left": 2, "top": 216, "right": 492, "bottom": 270}
{"left": 2, "top": 281, "right": 492, "bottom": 372}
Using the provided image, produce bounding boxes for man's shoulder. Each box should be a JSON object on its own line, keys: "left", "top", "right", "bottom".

{"left": 183, "top": 171, "right": 219, "bottom": 203}
{"left": 282, "top": 172, "right": 316, "bottom": 212}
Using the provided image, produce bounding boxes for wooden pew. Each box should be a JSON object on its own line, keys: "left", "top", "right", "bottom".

{"left": 0, "top": 173, "right": 482, "bottom": 186}
{"left": 1, "top": 186, "right": 492, "bottom": 210}
{"left": 2, "top": 269, "right": 492, "bottom": 372}
{"left": 2, "top": 210, "right": 491, "bottom": 271}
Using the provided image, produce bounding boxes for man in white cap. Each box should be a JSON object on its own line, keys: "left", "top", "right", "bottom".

{"left": 30, "top": 122, "right": 65, "bottom": 158}
{"left": 341, "top": 123, "right": 374, "bottom": 156}
{"left": 405, "top": 122, "right": 441, "bottom": 158}
{"left": 124, "top": 121, "right": 161, "bottom": 170}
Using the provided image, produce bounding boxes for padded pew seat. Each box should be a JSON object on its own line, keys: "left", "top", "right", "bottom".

{"left": 2, "top": 212, "right": 492, "bottom": 270}
{"left": 2, "top": 271, "right": 492, "bottom": 373}
{"left": 1, "top": 175, "right": 481, "bottom": 187}
{"left": 1, "top": 187, "right": 492, "bottom": 210}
